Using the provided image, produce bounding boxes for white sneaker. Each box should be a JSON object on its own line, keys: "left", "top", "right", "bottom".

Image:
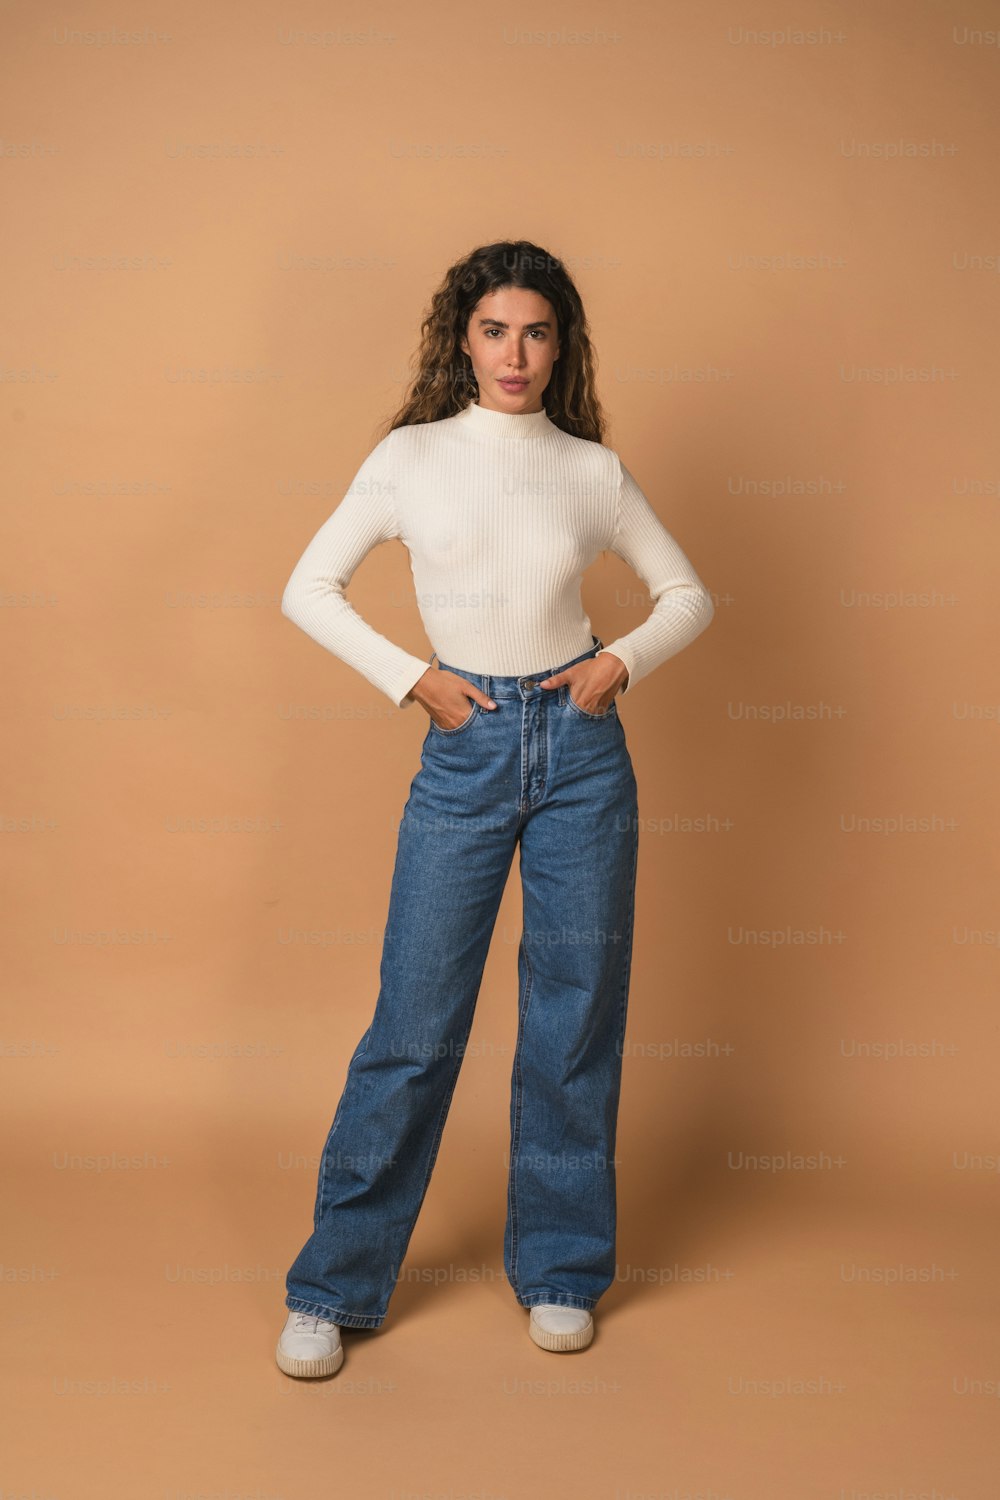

{"left": 275, "top": 1309, "right": 344, "bottom": 1378}
{"left": 528, "top": 1304, "right": 594, "bottom": 1352}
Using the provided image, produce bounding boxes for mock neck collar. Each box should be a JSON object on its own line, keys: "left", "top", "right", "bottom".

{"left": 456, "top": 398, "right": 555, "bottom": 440}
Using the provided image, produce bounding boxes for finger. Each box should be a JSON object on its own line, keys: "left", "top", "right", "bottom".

{"left": 441, "top": 670, "right": 496, "bottom": 711}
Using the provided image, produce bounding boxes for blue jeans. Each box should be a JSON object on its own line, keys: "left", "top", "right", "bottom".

{"left": 285, "top": 636, "right": 640, "bottom": 1328}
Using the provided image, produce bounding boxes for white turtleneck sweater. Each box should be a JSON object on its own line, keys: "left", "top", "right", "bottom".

{"left": 281, "top": 398, "right": 715, "bottom": 710}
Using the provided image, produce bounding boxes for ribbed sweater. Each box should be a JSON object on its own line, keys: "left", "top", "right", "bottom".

{"left": 281, "top": 398, "right": 715, "bottom": 709}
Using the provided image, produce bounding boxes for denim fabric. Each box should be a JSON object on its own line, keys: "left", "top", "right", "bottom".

{"left": 285, "top": 636, "right": 640, "bottom": 1329}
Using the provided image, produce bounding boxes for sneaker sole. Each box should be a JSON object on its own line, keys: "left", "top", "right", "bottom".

{"left": 275, "top": 1341, "right": 345, "bottom": 1378}
{"left": 528, "top": 1315, "right": 594, "bottom": 1352}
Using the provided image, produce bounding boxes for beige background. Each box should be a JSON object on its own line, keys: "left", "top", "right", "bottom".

{"left": 3, "top": 0, "right": 999, "bottom": 1494}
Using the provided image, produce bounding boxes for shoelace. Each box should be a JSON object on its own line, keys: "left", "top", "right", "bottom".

{"left": 293, "top": 1312, "right": 337, "bottom": 1332}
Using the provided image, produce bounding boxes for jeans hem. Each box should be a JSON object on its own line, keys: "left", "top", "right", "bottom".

{"left": 517, "top": 1293, "right": 598, "bottom": 1312}
{"left": 285, "top": 1295, "right": 384, "bottom": 1330}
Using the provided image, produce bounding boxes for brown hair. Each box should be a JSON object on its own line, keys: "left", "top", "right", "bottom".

{"left": 375, "top": 240, "right": 608, "bottom": 444}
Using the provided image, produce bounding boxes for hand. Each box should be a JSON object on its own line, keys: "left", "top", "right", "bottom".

{"left": 539, "top": 653, "right": 629, "bottom": 716}
{"left": 407, "top": 667, "right": 497, "bottom": 730}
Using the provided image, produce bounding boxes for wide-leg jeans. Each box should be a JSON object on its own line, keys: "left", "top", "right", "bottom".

{"left": 285, "top": 637, "right": 640, "bottom": 1328}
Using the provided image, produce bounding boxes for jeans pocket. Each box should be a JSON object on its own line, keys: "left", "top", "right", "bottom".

{"left": 564, "top": 689, "right": 618, "bottom": 722}
{"left": 428, "top": 701, "right": 480, "bottom": 736}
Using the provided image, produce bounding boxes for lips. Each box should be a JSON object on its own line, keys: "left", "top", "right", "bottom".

{"left": 499, "top": 378, "right": 527, "bottom": 388}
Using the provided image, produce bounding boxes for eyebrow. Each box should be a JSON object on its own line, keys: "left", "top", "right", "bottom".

{"left": 476, "top": 318, "right": 552, "bottom": 330}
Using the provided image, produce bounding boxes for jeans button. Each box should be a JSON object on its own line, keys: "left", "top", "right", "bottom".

{"left": 522, "top": 679, "right": 535, "bottom": 691}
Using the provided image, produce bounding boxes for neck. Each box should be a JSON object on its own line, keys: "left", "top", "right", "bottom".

{"left": 457, "top": 398, "right": 555, "bottom": 441}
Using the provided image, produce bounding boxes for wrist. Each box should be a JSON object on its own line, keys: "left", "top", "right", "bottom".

{"left": 600, "top": 652, "right": 629, "bottom": 691}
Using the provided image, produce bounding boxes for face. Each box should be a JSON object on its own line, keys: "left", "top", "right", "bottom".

{"left": 459, "top": 285, "right": 560, "bottom": 414}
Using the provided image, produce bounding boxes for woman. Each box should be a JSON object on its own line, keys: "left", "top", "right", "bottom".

{"left": 275, "top": 239, "right": 715, "bottom": 1377}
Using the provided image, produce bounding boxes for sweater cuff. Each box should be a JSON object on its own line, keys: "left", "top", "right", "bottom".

{"left": 392, "top": 656, "right": 435, "bottom": 709}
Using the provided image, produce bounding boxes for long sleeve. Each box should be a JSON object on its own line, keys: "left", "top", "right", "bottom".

{"left": 280, "top": 431, "right": 432, "bottom": 709}
{"left": 596, "top": 458, "right": 715, "bottom": 695}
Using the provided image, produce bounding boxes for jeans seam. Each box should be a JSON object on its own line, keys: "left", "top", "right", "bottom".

{"left": 519, "top": 1294, "right": 596, "bottom": 1312}
{"left": 404, "top": 1024, "right": 476, "bottom": 1268}
{"left": 507, "top": 928, "right": 535, "bottom": 1296}
{"left": 285, "top": 1296, "right": 384, "bottom": 1329}
{"left": 608, "top": 808, "right": 640, "bottom": 1260}
{"left": 619, "top": 816, "right": 640, "bottom": 1051}
{"left": 315, "top": 1025, "right": 373, "bottom": 1229}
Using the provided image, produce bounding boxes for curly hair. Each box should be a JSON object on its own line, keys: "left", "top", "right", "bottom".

{"left": 375, "top": 240, "right": 608, "bottom": 444}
